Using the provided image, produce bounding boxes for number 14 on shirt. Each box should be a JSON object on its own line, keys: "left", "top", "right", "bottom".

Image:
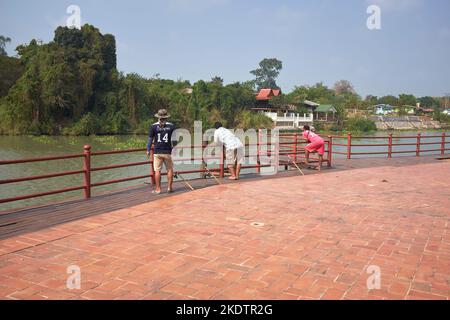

{"left": 157, "top": 133, "right": 169, "bottom": 143}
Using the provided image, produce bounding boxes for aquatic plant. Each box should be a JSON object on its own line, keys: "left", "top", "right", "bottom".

{"left": 113, "top": 137, "right": 147, "bottom": 150}
{"left": 28, "top": 135, "right": 58, "bottom": 145}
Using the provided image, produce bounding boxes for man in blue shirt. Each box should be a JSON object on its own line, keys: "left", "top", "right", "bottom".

{"left": 146, "top": 109, "right": 176, "bottom": 194}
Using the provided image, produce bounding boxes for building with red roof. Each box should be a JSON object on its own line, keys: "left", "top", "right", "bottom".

{"left": 253, "top": 89, "right": 314, "bottom": 128}
{"left": 256, "top": 88, "right": 281, "bottom": 101}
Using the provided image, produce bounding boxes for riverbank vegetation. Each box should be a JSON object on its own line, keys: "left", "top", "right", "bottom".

{"left": 433, "top": 111, "right": 450, "bottom": 125}
{"left": 345, "top": 117, "right": 377, "bottom": 132}
{"left": 0, "top": 25, "right": 448, "bottom": 136}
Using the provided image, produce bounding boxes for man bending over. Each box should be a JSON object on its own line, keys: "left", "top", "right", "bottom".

{"left": 213, "top": 122, "right": 244, "bottom": 180}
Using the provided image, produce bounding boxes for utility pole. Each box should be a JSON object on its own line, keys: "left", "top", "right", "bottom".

{"left": 445, "top": 93, "right": 450, "bottom": 110}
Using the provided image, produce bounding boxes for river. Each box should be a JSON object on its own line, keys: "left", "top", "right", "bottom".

{"left": 1, "top": 131, "right": 449, "bottom": 211}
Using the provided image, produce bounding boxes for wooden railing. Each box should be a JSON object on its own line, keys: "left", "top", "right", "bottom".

{"left": 330, "top": 132, "right": 448, "bottom": 159}
{"left": 0, "top": 132, "right": 331, "bottom": 205}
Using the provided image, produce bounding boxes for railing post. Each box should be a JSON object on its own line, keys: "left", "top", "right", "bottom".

{"left": 220, "top": 146, "right": 225, "bottom": 178}
{"left": 327, "top": 136, "right": 333, "bottom": 167}
{"left": 416, "top": 133, "right": 421, "bottom": 157}
{"left": 388, "top": 133, "right": 393, "bottom": 159}
{"left": 442, "top": 132, "right": 446, "bottom": 156}
{"left": 257, "top": 129, "right": 261, "bottom": 174}
{"left": 293, "top": 132, "right": 298, "bottom": 164}
{"left": 150, "top": 147, "right": 156, "bottom": 185}
{"left": 83, "top": 145, "right": 91, "bottom": 199}
{"left": 347, "top": 133, "right": 352, "bottom": 159}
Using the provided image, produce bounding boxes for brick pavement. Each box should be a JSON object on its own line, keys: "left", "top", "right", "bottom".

{"left": 0, "top": 158, "right": 449, "bottom": 300}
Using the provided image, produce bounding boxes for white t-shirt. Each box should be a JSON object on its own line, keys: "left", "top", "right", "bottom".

{"left": 214, "top": 127, "right": 244, "bottom": 151}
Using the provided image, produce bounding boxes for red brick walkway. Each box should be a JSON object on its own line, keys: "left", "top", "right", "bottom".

{"left": 0, "top": 158, "right": 449, "bottom": 300}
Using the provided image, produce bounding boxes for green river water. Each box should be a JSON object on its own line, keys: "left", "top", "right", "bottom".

{"left": 1, "top": 131, "right": 449, "bottom": 211}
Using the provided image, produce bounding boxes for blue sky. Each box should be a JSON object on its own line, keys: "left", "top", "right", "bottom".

{"left": 1, "top": 0, "right": 449, "bottom": 97}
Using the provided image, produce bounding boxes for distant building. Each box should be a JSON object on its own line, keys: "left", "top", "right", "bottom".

{"left": 253, "top": 89, "right": 313, "bottom": 128}
{"left": 181, "top": 88, "right": 193, "bottom": 94}
{"left": 253, "top": 98, "right": 339, "bottom": 128}
{"left": 253, "top": 106, "right": 313, "bottom": 129}
{"left": 415, "top": 102, "right": 434, "bottom": 115}
{"left": 314, "top": 105, "right": 337, "bottom": 121}
{"left": 374, "top": 104, "right": 394, "bottom": 115}
{"left": 394, "top": 105, "right": 416, "bottom": 115}
{"left": 297, "top": 100, "right": 337, "bottom": 122}
{"left": 416, "top": 107, "right": 435, "bottom": 115}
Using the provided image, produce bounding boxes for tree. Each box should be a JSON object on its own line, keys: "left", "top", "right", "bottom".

{"left": 333, "top": 80, "right": 356, "bottom": 95}
{"left": 0, "top": 36, "right": 11, "bottom": 56}
{"left": 378, "top": 95, "right": 399, "bottom": 106}
{"left": 0, "top": 24, "right": 119, "bottom": 134}
{"left": 398, "top": 94, "right": 416, "bottom": 106}
{"left": 365, "top": 95, "right": 378, "bottom": 106}
{"left": 0, "top": 55, "right": 23, "bottom": 97}
{"left": 418, "top": 96, "right": 439, "bottom": 109}
{"left": 288, "top": 83, "right": 335, "bottom": 104}
{"left": 250, "top": 58, "right": 282, "bottom": 91}
{"left": 335, "top": 93, "right": 362, "bottom": 110}
{"left": 210, "top": 76, "right": 224, "bottom": 86}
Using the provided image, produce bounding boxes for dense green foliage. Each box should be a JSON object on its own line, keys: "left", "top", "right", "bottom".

{"left": 418, "top": 96, "right": 441, "bottom": 109}
{"left": 0, "top": 55, "right": 23, "bottom": 97}
{"left": 286, "top": 82, "right": 363, "bottom": 123}
{"left": 0, "top": 25, "right": 120, "bottom": 135}
{"left": 433, "top": 111, "right": 450, "bottom": 124}
{"left": 250, "top": 58, "right": 282, "bottom": 91}
{"left": 0, "top": 26, "right": 272, "bottom": 135}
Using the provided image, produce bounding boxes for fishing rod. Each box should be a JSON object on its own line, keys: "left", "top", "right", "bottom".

{"left": 287, "top": 155, "right": 305, "bottom": 176}
{"left": 202, "top": 161, "right": 222, "bottom": 185}
{"left": 144, "top": 153, "right": 194, "bottom": 191}
{"left": 145, "top": 172, "right": 195, "bottom": 191}
{"left": 174, "top": 172, "right": 195, "bottom": 191}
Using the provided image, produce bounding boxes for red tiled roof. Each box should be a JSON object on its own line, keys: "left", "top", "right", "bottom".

{"left": 256, "top": 89, "right": 273, "bottom": 101}
{"left": 418, "top": 107, "right": 434, "bottom": 113}
{"left": 256, "top": 89, "right": 281, "bottom": 101}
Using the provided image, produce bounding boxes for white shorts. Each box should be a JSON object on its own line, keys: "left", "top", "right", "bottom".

{"left": 225, "top": 147, "right": 244, "bottom": 165}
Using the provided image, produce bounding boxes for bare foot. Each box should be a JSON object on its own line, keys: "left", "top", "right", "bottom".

{"left": 152, "top": 190, "right": 161, "bottom": 195}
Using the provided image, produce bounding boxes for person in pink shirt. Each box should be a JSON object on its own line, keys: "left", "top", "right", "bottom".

{"left": 302, "top": 125, "right": 325, "bottom": 171}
